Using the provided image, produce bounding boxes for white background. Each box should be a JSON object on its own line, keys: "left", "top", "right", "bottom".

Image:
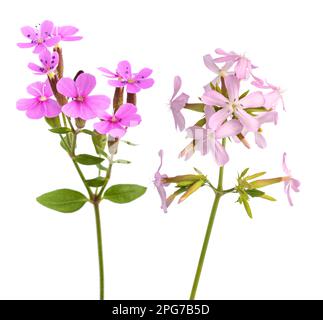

{"left": 0, "top": 0, "right": 322, "bottom": 300}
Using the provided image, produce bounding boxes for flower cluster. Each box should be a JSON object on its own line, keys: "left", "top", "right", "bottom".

{"left": 157, "top": 48, "right": 299, "bottom": 213}
{"left": 16, "top": 20, "right": 154, "bottom": 138}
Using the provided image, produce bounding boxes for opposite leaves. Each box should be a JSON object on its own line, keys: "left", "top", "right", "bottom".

{"left": 103, "top": 184, "right": 147, "bottom": 204}
{"left": 36, "top": 189, "right": 88, "bottom": 213}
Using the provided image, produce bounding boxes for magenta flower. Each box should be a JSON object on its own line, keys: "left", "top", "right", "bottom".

{"left": 99, "top": 61, "right": 154, "bottom": 93}
{"left": 17, "top": 20, "right": 60, "bottom": 53}
{"left": 16, "top": 80, "right": 61, "bottom": 119}
{"left": 153, "top": 150, "right": 169, "bottom": 213}
{"left": 214, "top": 48, "right": 256, "bottom": 80}
{"left": 169, "top": 76, "right": 189, "bottom": 131}
{"left": 282, "top": 153, "right": 300, "bottom": 206}
{"left": 94, "top": 103, "right": 141, "bottom": 138}
{"left": 28, "top": 49, "right": 59, "bottom": 75}
{"left": 57, "top": 73, "right": 110, "bottom": 120}
{"left": 53, "top": 26, "right": 82, "bottom": 41}
{"left": 202, "top": 75, "right": 264, "bottom": 132}
{"left": 251, "top": 75, "right": 285, "bottom": 110}
{"left": 186, "top": 106, "right": 242, "bottom": 166}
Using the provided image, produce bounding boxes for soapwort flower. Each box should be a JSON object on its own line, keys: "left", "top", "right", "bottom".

{"left": 282, "top": 153, "right": 300, "bottom": 206}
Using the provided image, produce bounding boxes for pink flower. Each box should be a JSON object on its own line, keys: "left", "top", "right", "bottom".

{"left": 99, "top": 61, "right": 154, "bottom": 93}
{"left": 28, "top": 49, "right": 59, "bottom": 75}
{"left": 203, "top": 54, "right": 234, "bottom": 88}
{"left": 16, "top": 80, "right": 61, "bottom": 119}
{"left": 282, "top": 153, "right": 300, "bottom": 206}
{"left": 186, "top": 106, "right": 242, "bottom": 166}
{"left": 201, "top": 75, "right": 264, "bottom": 132}
{"left": 214, "top": 48, "right": 256, "bottom": 80}
{"left": 53, "top": 26, "right": 82, "bottom": 41}
{"left": 169, "top": 76, "right": 189, "bottom": 131}
{"left": 57, "top": 73, "right": 110, "bottom": 120}
{"left": 251, "top": 75, "right": 285, "bottom": 110}
{"left": 17, "top": 20, "right": 61, "bottom": 53}
{"left": 94, "top": 103, "right": 141, "bottom": 138}
{"left": 153, "top": 150, "right": 168, "bottom": 213}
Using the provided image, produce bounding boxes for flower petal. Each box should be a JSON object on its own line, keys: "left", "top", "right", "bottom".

{"left": 27, "top": 82, "right": 44, "bottom": 97}
{"left": 126, "top": 83, "right": 141, "bottom": 93}
{"left": 171, "top": 93, "right": 189, "bottom": 111}
{"left": 136, "top": 78, "right": 154, "bottom": 89}
{"left": 85, "top": 95, "right": 110, "bottom": 110}
{"left": 57, "top": 78, "right": 78, "bottom": 97}
{"left": 117, "top": 60, "right": 132, "bottom": 79}
{"left": 17, "top": 42, "right": 35, "bottom": 48}
{"left": 62, "top": 101, "right": 81, "bottom": 118}
{"left": 240, "top": 92, "right": 264, "bottom": 108}
{"left": 94, "top": 120, "right": 111, "bottom": 135}
{"left": 282, "top": 152, "right": 289, "bottom": 175}
{"left": 225, "top": 75, "right": 240, "bottom": 101}
{"left": 44, "top": 36, "right": 61, "bottom": 47}
{"left": 26, "top": 102, "right": 45, "bottom": 119}
{"left": 208, "top": 108, "right": 232, "bottom": 131}
{"left": 203, "top": 54, "right": 220, "bottom": 73}
{"left": 212, "top": 140, "right": 229, "bottom": 166}
{"left": 16, "top": 98, "right": 38, "bottom": 111}
{"left": 43, "top": 99, "right": 61, "bottom": 118}
{"left": 201, "top": 90, "right": 228, "bottom": 107}
{"left": 98, "top": 67, "right": 117, "bottom": 78}
{"left": 108, "top": 80, "right": 125, "bottom": 87}
{"left": 28, "top": 63, "right": 45, "bottom": 74}
{"left": 255, "top": 132, "right": 267, "bottom": 148}
{"left": 76, "top": 73, "right": 96, "bottom": 97}
{"left": 172, "top": 109, "right": 185, "bottom": 131}
{"left": 135, "top": 68, "right": 152, "bottom": 79}
{"left": 21, "top": 26, "right": 37, "bottom": 40}
{"left": 215, "top": 119, "right": 242, "bottom": 139}
{"left": 40, "top": 20, "right": 54, "bottom": 38}
{"left": 235, "top": 107, "right": 259, "bottom": 132}
{"left": 171, "top": 76, "right": 182, "bottom": 101}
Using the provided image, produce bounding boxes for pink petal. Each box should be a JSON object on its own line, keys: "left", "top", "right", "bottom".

{"left": 76, "top": 73, "right": 96, "bottom": 97}
{"left": 240, "top": 92, "right": 264, "bottom": 108}
{"left": 171, "top": 93, "right": 189, "bottom": 111}
{"left": 57, "top": 78, "right": 78, "bottom": 98}
{"left": 255, "top": 132, "right": 267, "bottom": 148}
{"left": 285, "top": 184, "right": 293, "bottom": 206}
{"left": 117, "top": 60, "right": 132, "bottom": 79}
{"left": 107, "top": 123, "right": 127, "bottom": 138}
{"left": 235, "top": 107, "right": 259, "bottom": 132}
{"left": 26, "top": 102, "right": 45, "bottom": 119}
{"left": 201, "top": 90, "right": 228, "bottom": 107}
{"left": 17, "top": 42, "right": 35, "bottom": 48}
{"left": 94, "top": 120, "right": 111, "bottom": 135}
{"left": 225, "top": 75, "right": 240, "bottom": 101}
{"left": 258, "top": 111, "right": 278, "bottom": 125}
{"left": 213, "top": 140, "right": 229, "bottom": 166}
{"left": 172, "top": 109, "right": 185, "bottom": 131}
{"left": 291, "top": 178, "right": 301, "bottom": 192}
{"left": 171, "top": 76, "right": 182, "bottom": 101}
{"left": 21, "top": 26, "right": 37, "bottom": 39}
{"left": 27, "top": 82, "right": 44, "bottom": 97}
{"left": 40, "top": 20, "right": 54, "bottom": 38}
{"left": 115, "top": 103, "right": 137, "bottom": 118}
{"left": 136, "top": 78, "right": 154, "bottom": 89}
{"left": 208, "top": 108, "right": 232, "bottom": 131}
{"left": 43, "top": 80, "right": 54, "bottom": 98}
{"left": 85, "top": 95, "right": 110, "bottom": 110}
{"left": 98, "top": 67, "right": 117, "bottom": 78}
{"left": 28, "top": 63, "right": 45, "bottom": 74}
{"left": 264, "top": 90, "right": 281, "bottom": 109}
{"left": 16, "top": 98, "right": 38, "bottom": 111}
{"left": 78, "top": 103, "right": 98, "bottom": 120}
{"left": 33, "top": 43, "right": 46, "bottom": 54}
{"left": 108, "top": 80, "right": 125, "bottom": 87}
{"left": 43, "top": 99, "right": 61, "bottom": 118}
{"left": 57, "top": 26, "right": 78, "bottom": 37}
{"left": 135, "top": 68, "right": 152, "bottom": 79}
{"left": 44, "top": 36, "right": 61, "bottom": 47}
{"left": 235, "top": 57, "right": 251, "bottom": 80}
{"left": 204, "top": 105, "right": 215, "bottom": 126}
{"left": 62, "top": 101, "right": 82, "bottom": 118}
{"left": 126, "top": 83, "right": 141, "bottom": 94}
{"left": 215, "top": 119, "right": 242, "bottom": 139}
{"left": 282, "top": 152, "right": 289, "bottom": 175}
{"left": 203, "top": 54, "right": 220, "bottom": 73}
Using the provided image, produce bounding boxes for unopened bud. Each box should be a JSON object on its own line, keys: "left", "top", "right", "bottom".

{"left": 249, "top": 177, "right": 283, "bottom": 189}
{"left": 75, "top": 117, "right": 86, "bottom": 129}
{"left": 178, "top": 179, "right": 205, "bottom": 204}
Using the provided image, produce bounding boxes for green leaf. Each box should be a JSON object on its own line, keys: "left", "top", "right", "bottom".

{"left": 261, "top": 194, "right": 277, "bottom": 201}
{"left": 36, "top": 189, "right": 88, "bottom": 213}
{"left": 60, "top": 134, "right": 72, "bottom": 153}
{"left": 92, "top": 132, "right": 107, "bottom": 156}
{"left": 86, "top": 177, "right": 105, "bottom": 187}
{"left": 103, "top": 184, "right": 147, "bottom": 204}
{"left": 113, "top": 159, "right": 131, "bottom": 164}
{"left": 246, "top": 172, "right": 266, "bottom": 180}
{"left": 239, "top": 90, "right": 250, "bottom": 99}
{"left": 75, "top": 154, "right": 104, "bottom": 165}
{"left": 240, "top": 168, "right": 249, "bottom": 178}
{"left": 49, "top": 127, "right": 72, "bottom": 134}
{"left": 242, "top": 198, "right": 253, "bottom": 219}
{"left": 96, "top": 163, "right": 108, "bottom": 171}
{"left": 246, "top": 189, "right": 265, "bottom": 198}
{"left": 80, "top": 129, "right": 95, "bottom": 136}
{"left": 45, "top": 116, "right": 61, "bottom": 128}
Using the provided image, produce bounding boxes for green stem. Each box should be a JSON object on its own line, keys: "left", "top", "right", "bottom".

{"left": 97, "top": 160, "right": 113, "bottom": 199}
{"left": 94, "top": 202, "right": 104, "bottom": 300}
{"left": 190, "top": 139, "right": 226, "bottom": 300}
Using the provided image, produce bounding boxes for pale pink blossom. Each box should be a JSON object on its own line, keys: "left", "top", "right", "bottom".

{"left": 251, "top": 75, "right": 285, "bottom": 110}
{"left": 16, "top": 80, "right": 61, "bottom": 119}
{"left": 201, "top": 75, "right": 264, "bottom": 132}
{"left": 153, "top": 150, "right": 169, "bottom": 213}
{"left": 214, "top": 48, "right": 256, "bottom": 80}
{"left": 169, "top": 76, "right": 189, "bottom": 131}
{"left": 57, "top": 73, "right": 110, "bottom": 120}
{"left": 94, "top": 103, "right": 141, "bottom": 138}
{"left": 53, "top": 26, "right": 82, "bottom": 41}
{"left": 282, "top": 153, "right": 300, "bottom": 206}
{"left": 17, "top": 20, "right": 60, "bottom": 53}
{"left": 28, "top": 49, "right": 59, "bottom": 75}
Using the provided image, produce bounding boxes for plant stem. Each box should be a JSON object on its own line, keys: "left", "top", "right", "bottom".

{"left": 190, "top": 139, "right": 226, "bottom": 300}
{"left": 94, "top": 202, "right": 104, "bottom": 300}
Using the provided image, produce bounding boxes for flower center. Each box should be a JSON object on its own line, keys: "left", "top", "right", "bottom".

{"left": 37, "top": 38, "right": 44, "bottom": 44}
{"left": 39, "top": 96, "right": 47, "bottom": 102}
{"left": 127, "top": 78, "right": 136, "bottom": 84}
{"left": 111, "top": 116, "right": 119, "bottom": 123}
{"left": 75, "top": 96, "right": 84, "bottom": 102}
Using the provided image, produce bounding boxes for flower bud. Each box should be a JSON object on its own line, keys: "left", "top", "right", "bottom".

{"left": 249, "top": 177, "right": 283, "bottom": 189}
{"left": 75, "top": 117, "right": 86, "bottom": 129}
{"left": 178, "top": 179, "right": 205, "bottom": 204}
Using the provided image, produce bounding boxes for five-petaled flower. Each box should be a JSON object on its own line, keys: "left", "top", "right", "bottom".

{"left": 282, "top": 153, "right": 300, "bottom": 206}
{"left": 17, "top": 20, "right": 61, "bottom": 53}
{"left": 99, "top": 61, "right": 154, "bottom": 93}
{"left": 57, "top": 73, "right": 110, "bottom": 120}
{"left": 214, "top": 48, "right": 256, "bottom": 80}
{"left": 16, "top": 80, "right": 61, "bottom": 119}
{"left": 202, "top": 75, "right": 264, "bottom": 133}
{"left": 169, "top": 76, "right": 189, "bottom": 131}
{"left": 28, "top": 48, "right": 59, "bottom": 75}
{"left": 94, "top": 103, "right": 141, "bottom": 138}
{"left": 153, "top": 150, "right": 169, "bottom": 213}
